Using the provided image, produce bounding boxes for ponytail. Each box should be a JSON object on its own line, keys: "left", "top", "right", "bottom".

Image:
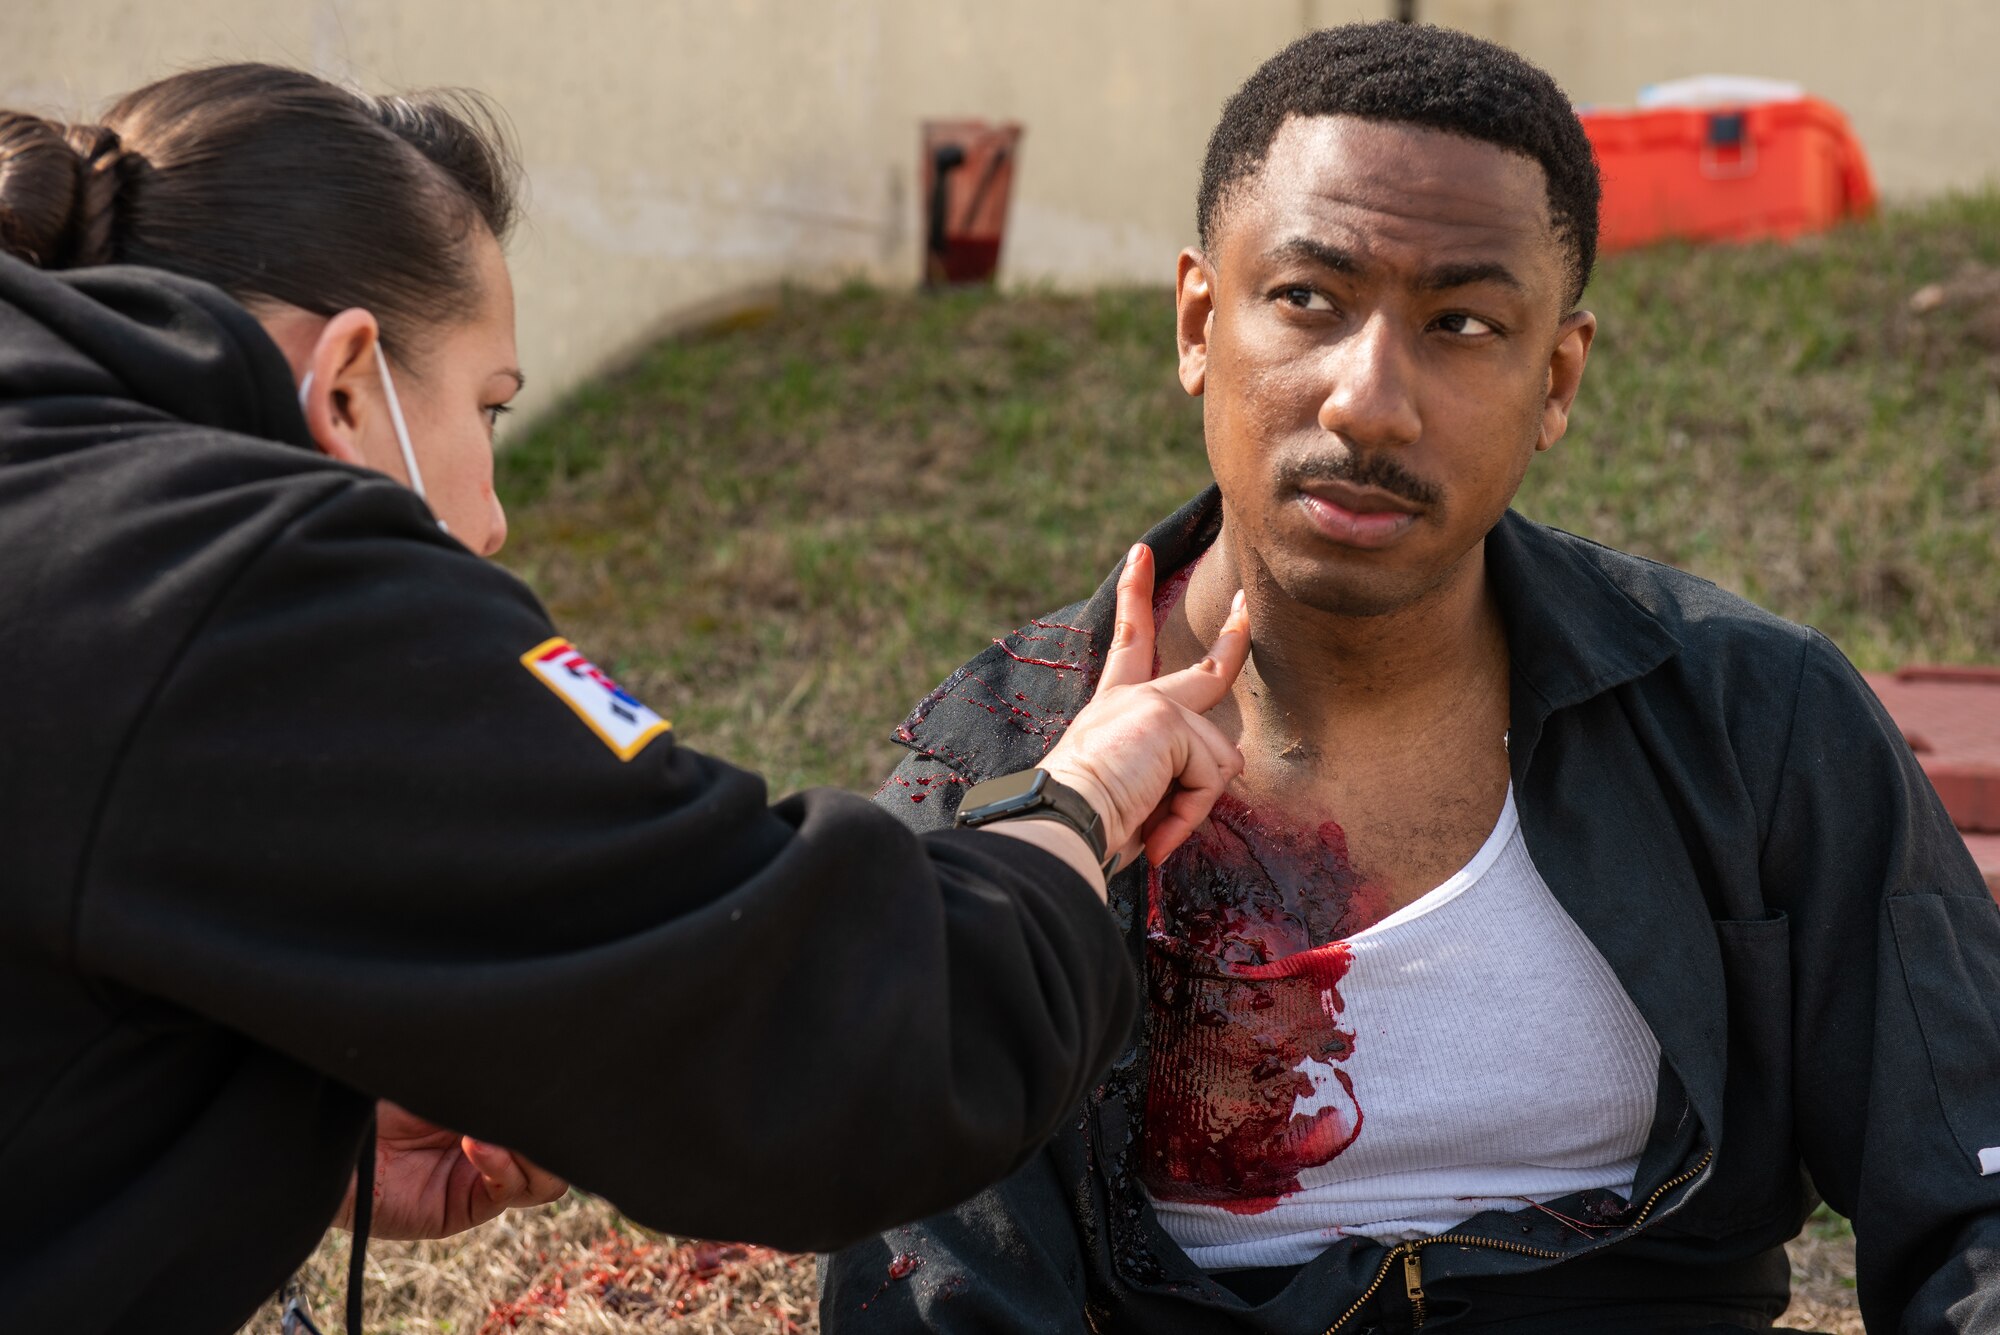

{"left": 0, "top": 65, "right": 519, "bottom": 361}
{"left": 0, "top": 113, "right": 129, "bottom": 268}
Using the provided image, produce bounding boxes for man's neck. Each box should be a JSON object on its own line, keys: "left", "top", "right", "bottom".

{"left": 1172, "top": 519, "right": 1509, "bottom": 748}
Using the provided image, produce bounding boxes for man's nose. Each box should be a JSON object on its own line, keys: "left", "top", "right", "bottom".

{"left": 1316, "top": 313, "right": 1421, "bottom": 451}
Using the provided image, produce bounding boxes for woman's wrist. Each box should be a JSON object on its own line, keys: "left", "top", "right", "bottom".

{"left": 980, "top": 819, "right": 1108, "bottom": 902}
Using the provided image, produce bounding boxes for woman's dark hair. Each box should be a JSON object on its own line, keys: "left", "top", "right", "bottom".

{"left": 0, "top": 63, "right": 519, "bottom": 358}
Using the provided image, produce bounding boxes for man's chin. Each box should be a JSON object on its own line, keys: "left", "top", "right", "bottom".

{"left": 1269, "top": 561, "right": 1431, "bottom": 619}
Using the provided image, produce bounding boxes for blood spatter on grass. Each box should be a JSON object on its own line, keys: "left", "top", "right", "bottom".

{"left": 480, "top": 1235, "right": 804, "bottom": 1334}
{"left": 483, "top": 1276, "right": 569, "bottom": 1330}
{"left": 1139, "top": 794, "right": 1388, "bottom": 1213}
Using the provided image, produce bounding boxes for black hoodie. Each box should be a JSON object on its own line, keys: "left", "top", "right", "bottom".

{"left": 0, "top": 255, "right": 1137, "bottom": 1334}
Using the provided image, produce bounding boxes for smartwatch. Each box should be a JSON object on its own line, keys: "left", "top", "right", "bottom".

{"left": 954, "top": 768, "right": 1116, "bottom": 872}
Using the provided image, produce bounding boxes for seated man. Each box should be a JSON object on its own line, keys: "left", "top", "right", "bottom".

{"left": 821, "top": 21, "right": 2000, "bottom": 1335}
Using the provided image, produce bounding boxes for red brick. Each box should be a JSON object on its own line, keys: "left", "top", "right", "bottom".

{"left": 1964, "top": 833, "right": 2000, "bottom": 905}
{"left": 1863, "top": 667, "right": 2000, "bottom": 833}
{"left": 1927, "top": 765, "right": 2000, "bottom": 835}
{"left": 1864, "top": 667, "right": 2000, "bottom": 906}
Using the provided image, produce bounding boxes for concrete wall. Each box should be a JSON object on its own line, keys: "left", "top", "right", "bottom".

{"left": 7, "top": 2, "right": 1997, "bottom": 421}
{"left": 4, "top": 1, "right": 1375, "bottom": 423}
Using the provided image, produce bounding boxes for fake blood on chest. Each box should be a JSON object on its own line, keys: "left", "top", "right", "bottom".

{"left": 1139, "top": 793, "right": 1391, "bottom": 1214}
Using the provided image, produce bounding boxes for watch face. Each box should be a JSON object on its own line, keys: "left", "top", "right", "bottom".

{"left": 963, "top": 768, "right": 1047, "bottom": 818}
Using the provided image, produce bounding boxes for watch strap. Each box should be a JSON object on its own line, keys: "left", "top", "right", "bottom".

{"left": 955, "top": 768, "right": 1112, "bottom": 869}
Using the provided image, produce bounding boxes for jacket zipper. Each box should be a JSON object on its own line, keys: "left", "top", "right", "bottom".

{"left": 1318, "top": 1149, "right": 1716, "bottom": 1334}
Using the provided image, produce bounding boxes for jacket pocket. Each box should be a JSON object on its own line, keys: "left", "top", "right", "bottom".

{"left": 1888, "top": 894, "right": 2000, "bottom": 1173}
{"left": 1657, "top": 912, "right": 1804, "bottom": 1237}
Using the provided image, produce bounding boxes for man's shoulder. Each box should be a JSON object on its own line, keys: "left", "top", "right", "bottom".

{"left": 884, "top": 595, "right": 1106, "bottom": 791}
{"left": 1524, "top": 517, "right": 1815, "bottom": 673}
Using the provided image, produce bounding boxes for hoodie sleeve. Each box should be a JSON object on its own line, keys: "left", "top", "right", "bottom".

{"left": 73, "top": 477, "right": 1138, "bottom": 1253}
{"left": 1767, "top": 631, "right": 2000, "bottom": 1335}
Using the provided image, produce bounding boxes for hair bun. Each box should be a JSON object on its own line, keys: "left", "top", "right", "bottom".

{"left": 0, "top": 112, "right": 127, "bottom": 268}
{"left": 61, "top": 122, "right": 128, "bottom": 267}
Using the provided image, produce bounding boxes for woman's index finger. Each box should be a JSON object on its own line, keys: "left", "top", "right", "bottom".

{"left": 1148, "top": 589, "right": 1250, "bottom": 715}
{"left": 1097, "top": 542, "right": 1158, "bottom": 689}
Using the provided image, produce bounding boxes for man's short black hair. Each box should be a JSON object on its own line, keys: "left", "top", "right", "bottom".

{"left": 1198, "top": 22, "right": 1601, "bottom": 307}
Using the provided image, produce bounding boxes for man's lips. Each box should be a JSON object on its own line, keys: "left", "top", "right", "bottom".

{"left": 1296, "top": 481, "right": 1422, "bottom": 549}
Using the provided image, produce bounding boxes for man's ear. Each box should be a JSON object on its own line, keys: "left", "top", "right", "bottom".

{"left": 1539, "top": 309, "right": 1597, "bottom": 452}
{"left": 1176, "top": 248, "right": 1214, "bottom": 398}
{"left": 299, "top": 309, "right": 383, "bottom": 467}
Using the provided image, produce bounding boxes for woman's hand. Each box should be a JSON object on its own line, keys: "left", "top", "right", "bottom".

{"left": 1041, "top": 543, "right": 1250, "bottom": 870}
{"left": 332, "top": 1100, "right": 568, "bottom": 1240}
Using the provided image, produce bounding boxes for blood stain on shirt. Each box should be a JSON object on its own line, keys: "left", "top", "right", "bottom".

{"left": 1140, "top": 793, "right": 1388, "bottom": 1214}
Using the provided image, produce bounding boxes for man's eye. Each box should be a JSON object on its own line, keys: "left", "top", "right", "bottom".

{"left": 1435, "top": 313, "right": 1498, "bottom": 337}
{"left": 1278, "top": 286, "right": 1336, "bottom": 313}
{"left": 484, "top": 403, "right": 513, "bottom": 430}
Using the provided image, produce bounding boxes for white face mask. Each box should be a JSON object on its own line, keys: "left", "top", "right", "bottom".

{"left": 297, "top": 342, "right": 446, "bottom": 532}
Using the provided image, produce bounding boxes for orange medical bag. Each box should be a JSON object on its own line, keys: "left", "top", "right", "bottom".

{"left": 1580, "top": 96, "right": 1877, "bottom": 253}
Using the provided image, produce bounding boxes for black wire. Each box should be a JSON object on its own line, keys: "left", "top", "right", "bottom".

{"left": 346, "top": 1112, "right": 376, "bottom": 1335}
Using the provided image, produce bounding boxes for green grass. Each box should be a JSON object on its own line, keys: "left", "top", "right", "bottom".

{"left": 1527, "top": 192, "right": 2000, "bottom": 669}
{"left": 496, "top": 193, "right": 2000, "bottom": 796}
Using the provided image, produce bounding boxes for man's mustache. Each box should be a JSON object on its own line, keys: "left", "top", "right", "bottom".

{"left": 1277, "top": 452, "right": 1442, "bottom": 508}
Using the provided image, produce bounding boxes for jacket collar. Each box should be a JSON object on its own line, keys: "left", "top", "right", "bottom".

{"left": 1484, "top": 509, "right": 1683, "bottom": 774}
{"left": 893, "top": 484, "right": 1684, "bottom": 783}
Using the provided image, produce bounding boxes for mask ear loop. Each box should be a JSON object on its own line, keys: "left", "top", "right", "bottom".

{"left": 297, "top": 351, "right": 449, "bottom": 535}
{"left": 371, "top": 341, "right": 428, "bottom": 501}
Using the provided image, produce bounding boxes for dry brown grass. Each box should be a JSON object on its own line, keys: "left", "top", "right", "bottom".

{"left": 1776, "top": 1212, "right": 1865, "bottom": 1334}
{"left": 251, "top": 1195, "right": 817, "bottom": 1335}
{"left": 251, "top": 1196, "right": 1858, "bottom": 1333}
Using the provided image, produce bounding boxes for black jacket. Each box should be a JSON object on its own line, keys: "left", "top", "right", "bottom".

{"left": 823, "top": 489, "right": 2000, "bottom": 1333}
{"left": 0, "top": 255, "right": 1138, "bottom": 1335}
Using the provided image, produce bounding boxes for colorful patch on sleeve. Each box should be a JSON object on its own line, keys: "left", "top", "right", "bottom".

{"left": 521, "top": 636, "right": 672, "bottom": 761}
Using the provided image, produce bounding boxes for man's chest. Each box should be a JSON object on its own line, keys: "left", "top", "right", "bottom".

{"left": 1215, "top": 730, "right": 1514, "bottom": 923}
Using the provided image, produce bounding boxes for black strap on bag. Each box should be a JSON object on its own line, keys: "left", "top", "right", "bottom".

{"left": 282, "top": 1110, "right": 377, "bottom": 1335}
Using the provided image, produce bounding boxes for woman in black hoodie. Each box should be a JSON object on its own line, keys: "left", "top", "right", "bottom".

{"left": 0, "top": 66, "right": 1250, "bottom": 1335}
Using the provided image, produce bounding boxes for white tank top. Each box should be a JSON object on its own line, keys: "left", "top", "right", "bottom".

{"left": 1145, "top": 789, "right": 1663, "bottom": 1270}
